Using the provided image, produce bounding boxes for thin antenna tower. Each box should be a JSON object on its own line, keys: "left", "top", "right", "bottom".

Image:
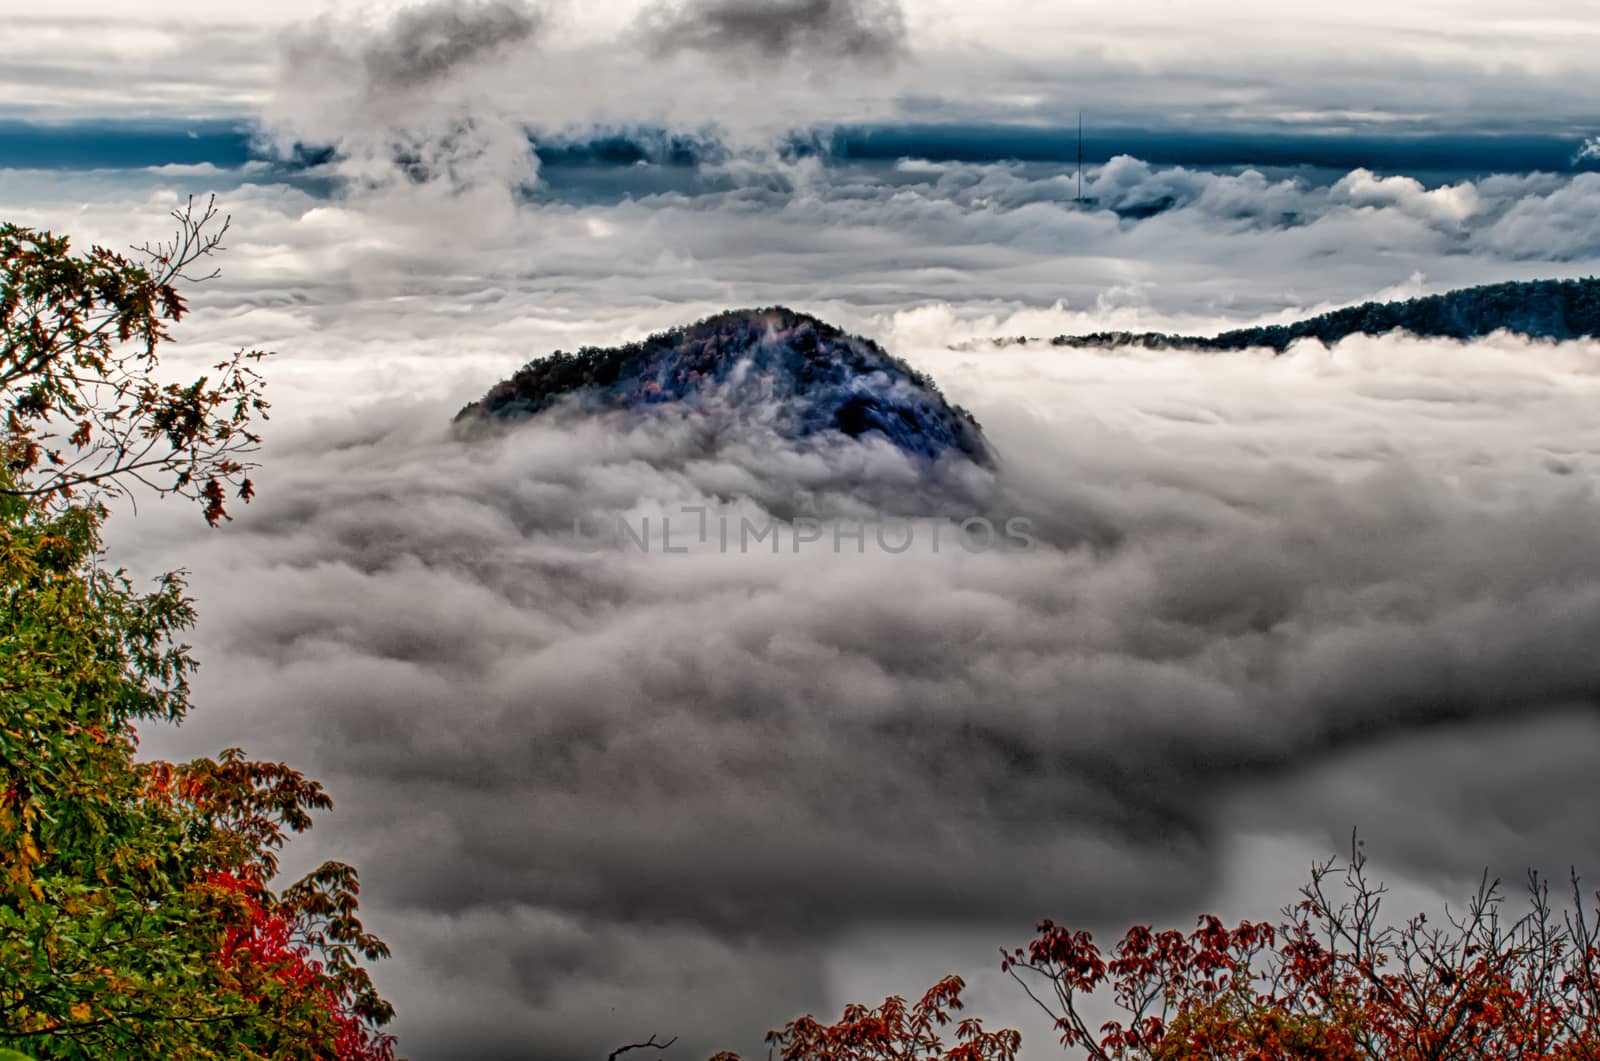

{"left": 1076, "top": 111, "right": 1083, "bottom": 202}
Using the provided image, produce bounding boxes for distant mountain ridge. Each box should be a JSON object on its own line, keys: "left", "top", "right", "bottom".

{"left": 457, "top": 307, "right": 989, "bottom": 462}
{"left": 1042, "top": 278, "right": 1600, "bottom": 352}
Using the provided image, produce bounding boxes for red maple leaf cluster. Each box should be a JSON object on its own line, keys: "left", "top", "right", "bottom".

{"left": 209, "top": 871, "right": 397, "bottom": 1061}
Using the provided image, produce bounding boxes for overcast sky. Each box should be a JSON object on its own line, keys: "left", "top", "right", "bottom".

{"left": 7, "top": 0, "right": 1600, "bottom": 134}
{"left": 6, "top": 2, "right": 1600, "bottom": 1059}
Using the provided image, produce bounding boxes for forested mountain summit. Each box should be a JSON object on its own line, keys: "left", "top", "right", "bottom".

{"left": 458, "top": 307, "right": 989, "bottom": 462}
{"left": 1043, "top": 277, "right": 1600, "bottom": 352}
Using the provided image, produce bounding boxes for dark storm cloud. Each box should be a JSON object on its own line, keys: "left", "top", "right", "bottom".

{"left": 639, "top": 0, "right": 907, "bottom": 62}
{"left": 281, "top": 0, "right": 542, "bottom": 92}
{"left": 359, "top": 0, "right": 542, "bottom": 89}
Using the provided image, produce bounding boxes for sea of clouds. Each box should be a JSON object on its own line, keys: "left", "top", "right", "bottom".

{"left": 7, "top": 159, "right": 1591, "bottom": 1056}
{"left": 6, "top": 1, "right": 1600, "bottom": 1057}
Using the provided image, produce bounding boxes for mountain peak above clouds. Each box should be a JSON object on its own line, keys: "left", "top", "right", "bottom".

{"left": 458, "top": 307, "right": 989, "bottom": 462}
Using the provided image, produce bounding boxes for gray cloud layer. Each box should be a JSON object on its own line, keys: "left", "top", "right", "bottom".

{"left": 639, "top": 0, "right": 907, "bottom": 62}
{"left": 355, "top": 0, "right": 543, "bottom": 90}
{"left": 12, "top": 1, "right": 1600, "bottom": 136}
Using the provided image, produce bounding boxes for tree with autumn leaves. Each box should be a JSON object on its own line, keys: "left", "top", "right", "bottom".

{"left": 717, "top": 839, "right": 1600, "bottom": 1061}
{"left": 0, "top": 200, "right": 396, "bottom": 1059}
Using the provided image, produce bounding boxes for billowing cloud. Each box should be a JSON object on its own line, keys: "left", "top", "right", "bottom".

{"left": 355, "top": 0, "right": 542, "bottom": 90}
{"left": 639, "top": 0, "right": 907, "bottom": 62}
{"left": 280, "top": 0, "right": 543, "bottom": 92}
{"left": 261, "top": 1, "right": 545, "bottom": 201}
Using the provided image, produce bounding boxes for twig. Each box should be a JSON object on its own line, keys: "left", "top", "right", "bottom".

{"left": 609, "top": 1035, "right": 679, "bottom": 1061}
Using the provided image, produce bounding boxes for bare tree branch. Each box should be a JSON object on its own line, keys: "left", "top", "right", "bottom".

{"left": 609, "top": 1034, "right": 678, "bottom": 1061}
